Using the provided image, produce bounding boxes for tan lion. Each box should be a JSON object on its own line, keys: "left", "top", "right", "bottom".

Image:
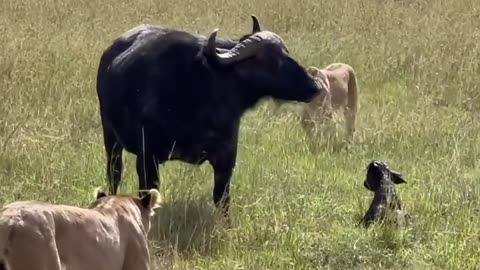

{"left": 0, "top": 188, "right": 162, "bottom": 270}
{"left": 301, "top": 63, "right": 359, "bottom": 142}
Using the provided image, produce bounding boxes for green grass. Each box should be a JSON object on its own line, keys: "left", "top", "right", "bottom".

{"left": 1, "top": 0, "right": 480, "bottom": 269}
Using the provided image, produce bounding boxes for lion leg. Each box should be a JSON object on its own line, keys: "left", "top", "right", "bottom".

{"left": 122, "top": 239, "right": 151, "bottom": 270}
{"left": 8, "top": 228, "right": 61, "bottom": 270}
{"left": 316, "top": 93, "right": 335, "bottom": 141}
{"left": 300, "top": 109, "right": 315, "bottom": 136}
{"left": 301, "top": 91, "right": 335, "bottom": 143}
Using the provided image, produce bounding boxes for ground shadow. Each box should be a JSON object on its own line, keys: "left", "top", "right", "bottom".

{"left": 148, "top": 197, "right": 230, "bottom": 258}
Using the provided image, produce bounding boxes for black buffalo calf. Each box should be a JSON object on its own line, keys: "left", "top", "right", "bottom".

{"left": 361, "top": 160, "right": 410, "bottom": 227}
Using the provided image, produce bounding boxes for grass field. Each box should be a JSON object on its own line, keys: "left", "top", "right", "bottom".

{"left": 1, "top": 0, "right": 480, "bottom": 269}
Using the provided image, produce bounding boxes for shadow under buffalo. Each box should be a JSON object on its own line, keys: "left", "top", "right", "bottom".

{"left": 148, "top": 197, "right": 230, "bottom": 257}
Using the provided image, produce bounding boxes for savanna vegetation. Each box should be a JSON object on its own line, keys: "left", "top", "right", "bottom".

{"left": 1, "top": 0, "right": 479, "bottom": 269}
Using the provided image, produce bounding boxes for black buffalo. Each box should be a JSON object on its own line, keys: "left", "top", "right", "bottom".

{"left": 96, "top": 16, "right": 321, "bottom": 216}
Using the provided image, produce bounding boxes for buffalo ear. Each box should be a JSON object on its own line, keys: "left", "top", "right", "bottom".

{"left": 391, "top": 170, "right": 406, "bottom": 184}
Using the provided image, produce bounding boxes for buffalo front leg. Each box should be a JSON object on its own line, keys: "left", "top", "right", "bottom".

{"left": 209, "top": 149, "right": 237, "bottom": 218}
{"left": 136, "top": 152, "right": 160, "bottom": 197}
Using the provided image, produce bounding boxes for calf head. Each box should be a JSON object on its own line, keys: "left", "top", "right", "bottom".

{"left": 204, "top": 27, "right": 321, "bottom": 103}
{"left": 363, "top": 160, "right": 406, "bottom": 192}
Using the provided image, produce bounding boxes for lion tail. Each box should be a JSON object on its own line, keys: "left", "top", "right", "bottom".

{"left": 345, "top": 65, "right": 359, "bottom": 138}
{"left": 347, "top": 66, "right": 358, "bottom": 118}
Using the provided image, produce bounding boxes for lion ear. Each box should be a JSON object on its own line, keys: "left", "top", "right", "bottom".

{"left": 316, "top": 70, "right": 328, "bottom": 83}
{"left": 306, "top": 66, "right": 321, "bottom": 77}
{"left": 141, "top": 189, "right": 163, "bottom": 210}
{"left": 94, "top": 187, "right": 108, "bottom": 200}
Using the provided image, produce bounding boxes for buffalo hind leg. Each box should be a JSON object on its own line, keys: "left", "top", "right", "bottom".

{"left": 136, "top": 152, "right": 160, "bottom": 197}
{"left": 103, "top": 126, "right": 124, "bottom": 195}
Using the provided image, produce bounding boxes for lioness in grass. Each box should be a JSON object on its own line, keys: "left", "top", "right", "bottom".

{"left": 301, "top": 63, "right": 359, "bottom": 142}
{"left": 0, "top": 188, "right": 162, "bottom": 270}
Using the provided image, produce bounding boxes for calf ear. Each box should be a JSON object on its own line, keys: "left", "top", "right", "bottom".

{"left": 363, "top": 181, "right": 370, "bottom": 190}
{"left": 391, "top": 170, "right": 406, "bottom": 184}
{"left": 141, "top": 189, "right": 163, "bottom": 210}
